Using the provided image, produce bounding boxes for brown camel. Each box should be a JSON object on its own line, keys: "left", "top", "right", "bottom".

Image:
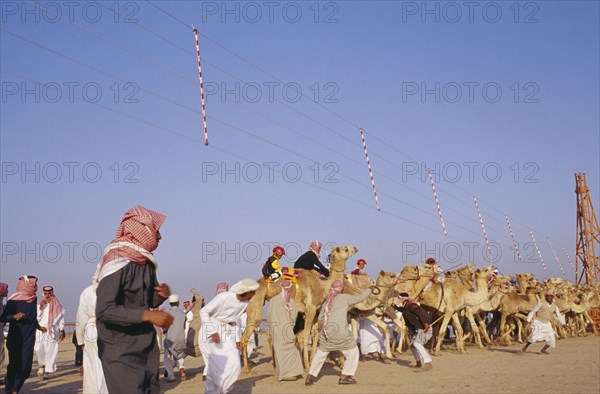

{"left": 240, "top": 245, "right": 358, "bottom": 374}
{"left": 417, "top": 265, "right": 497, "bottom": 355}
{"left": 497, "top": 284, "right": 541, "bottom": 346}
{"left": 463, "top": 274, "right": 511, "bottom": 348}
{"left": 445, "top": 263, "right": 476, "bottom": 291}
{"left": 344, "top": 270, "right": 403, "bottom": 359}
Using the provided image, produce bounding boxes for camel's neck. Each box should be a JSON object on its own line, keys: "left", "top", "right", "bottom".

{"left": 465, "top": 276, "right": 489, "bottom": 302}
{"left": 407, "top": 276, "right": 433, "bottom": 298}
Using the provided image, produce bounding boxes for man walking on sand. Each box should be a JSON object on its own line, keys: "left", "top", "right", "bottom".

{"left": 199, "top": 278, "right": 259, "bottom": 394}
{"left": 163, "top": 294, "right": 187, "bottom": 382}
{"left": 521, "top": 290, "right": 566, "bottom": 354}
{"left": 394, "top": 292, "right": 433, "bottom": 372}
{"left": 35, "top": 285, "right": 65, "bottom": 380}
{"left": 305, "top": 280, "right": 371, "bottom": 385}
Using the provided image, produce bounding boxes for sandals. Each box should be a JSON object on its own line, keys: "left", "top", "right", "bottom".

{"left": 338, "top": 376, "right": 357, "bottom": 385}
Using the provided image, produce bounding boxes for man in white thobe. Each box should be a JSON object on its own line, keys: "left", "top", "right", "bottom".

{"left": 358, "top": 316, "right": 386, "bottom": 362}
{"left": 76, "top": 280, "right": 108, "bottom": 394}
{"left": 35, "top": 285, "right": 65, "bottom": 379}
{"left": 199, "top": 278, "right": 258, "bottom": 394}
{"left": 183, "top": 300, "right": 194, "bottom": 337}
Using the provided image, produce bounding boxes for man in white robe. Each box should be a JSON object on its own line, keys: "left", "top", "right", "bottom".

{"left": 35, "top": 285, "right": 65, "bottom": 379}
{"left": 183, "top": 300, "right": 193, "bottom": 337}
{"left": 522, "top": 291, "right": 566, "bottom": 354}
{"left": 76, "top": 276, "right": 108, "bottom": 394}
{"left": 199, "top": 278, "right": 259, "bottom": 394}
{"left": 358, "top": 316, "right": 386, "bottom": 362}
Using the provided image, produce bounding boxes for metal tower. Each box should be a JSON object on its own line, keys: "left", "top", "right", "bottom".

{"left": 575, "top": 173, "right": 599, "bottom": 285}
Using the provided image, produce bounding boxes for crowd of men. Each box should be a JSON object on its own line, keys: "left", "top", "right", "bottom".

{"left": 0, "top": 205, "right": 568, "bottom": 394}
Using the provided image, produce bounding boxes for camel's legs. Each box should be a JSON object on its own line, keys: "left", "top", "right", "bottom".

{"left": 240, "top": 299, "right": 262, "bottom": 375}
{"left": 465, "top": 311, "right": 484, "bottom": 349}
{"left": 303, "top": 306, "right": 318, "bottom": 372}
{"left": 450, "top": 313, "right": 466, "bottom": 353}
{"left": 432, "top": 312, "right": 453, "bottom": 355}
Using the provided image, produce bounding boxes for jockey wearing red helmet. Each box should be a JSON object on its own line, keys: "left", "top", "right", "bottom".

{"left": 351, "top": 259, "right": 367, "bottom": 275}
{"left": 262, "top": 246, "right": 286, "bottom": 280}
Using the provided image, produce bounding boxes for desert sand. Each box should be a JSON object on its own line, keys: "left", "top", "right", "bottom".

{"left": 4, "top": 333, "right": 599, "bottom": 393}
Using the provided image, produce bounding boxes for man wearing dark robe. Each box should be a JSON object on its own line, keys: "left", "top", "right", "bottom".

{"left": 96, "top": 206, "right": 174, "bottom": 393}
{"left": 293, "top": 241, "right": 330, "bottom": 277}
{"left": 0, "top": 276, "right": 47, "bottom": 393}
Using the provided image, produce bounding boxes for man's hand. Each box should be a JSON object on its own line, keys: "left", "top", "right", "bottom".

{"left": 40, "top": 327, "right": 48, "bottom": 333}
{"left": 58, "top": 330, "right": 65, "bottom": 341}
{"left": 13, "top": 312, "right": 25, "bottom": 321}
{"left": 143, "top": 310, "right": 174, "bottom": 329}
{"left": 154, "top": 283, "right": 170, "bottom": 298}
{"left": 236, "top": 342, "right": 241, "bottom": 350}
{"left": 210, "top": 333, "right": 221, "bottom": 343}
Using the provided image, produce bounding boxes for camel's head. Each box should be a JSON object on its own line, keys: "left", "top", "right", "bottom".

{"left": 493, "top": 275, "right": 511, "bottom": 291}
{"left": 400, "top": 265, "right": 419, "bottom": 276}
{"left": 475, "top": 265, "right": 497, "bottom": 280}
{"left": 375, "top": 270, "right": 398, "bottom": 287}
{"left": 330, "top": 246, "right": 358, "bottom": 262}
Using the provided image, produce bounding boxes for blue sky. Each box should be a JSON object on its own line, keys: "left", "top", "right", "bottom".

{"left": 1, "top": 0, "right": 599, "bottom": 321}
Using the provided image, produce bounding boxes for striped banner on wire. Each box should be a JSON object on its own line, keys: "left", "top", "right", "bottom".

{"left": 359, "top": 128, "right": 380, "bottom": 211}
{"left": 192, "top": 26, "right": 208, "bottom": 145}
{"left": 546, "top": 237, "right": 565, "bottom": 276}
{"left": 528, "top": 229, "right": 547, "bottom": 270}
{"left": 473, "top": 196, "right": 491, "bottom": 255}
{"left": 505, "top": 215, "right": 522, "bottom": 263}
{"left": 561, "top": 245, "right": 576, "bottom": 272}
{"left": 428, "top": 169, "right": 447, "bottom": 235}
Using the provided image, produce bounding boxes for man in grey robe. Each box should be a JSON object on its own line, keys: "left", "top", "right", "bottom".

{"left": 267, "top": 279, "right": 303, "bottom": 381}
{"left": 163, "top": 294, "right": 187, "bottom": 382}
{"left": 305, "top": 280, "right": 371, "bottom": 385}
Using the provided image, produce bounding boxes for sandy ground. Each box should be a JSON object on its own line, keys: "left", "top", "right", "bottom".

{"left": 3, "top": 333, "right": 599, "bottom": 393}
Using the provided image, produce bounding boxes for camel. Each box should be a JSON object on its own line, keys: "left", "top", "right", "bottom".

{"left": 462, "top": 275, "right": 511, "bottom": 348}
{"left": 445, "top": 263, "right": 476, "bottom": 291}
{"left": 553, "top": 283, "right": 599, "bottom": 337}
{"left": 184, "top": 288, "right": 204, "bottom": 357}
{"left": 393, "top": 264, "right": 439, "bottom": 297}
{"left": 392, "top": 263, "right": 485, "bottom": 354}
{"left": 344, "top": 270, "right": 403, "bottom": 359}
{"left": 240, "top": 245, "right": 358, "bottom": 374}
{"left": 416, "top": 265, "right": 498, "bottom": 355}
{"left": 497, "top": 284, "right": 542, "bottom": 345}
{"left": 515, "top": 273, "right": 535, "bottom": 294}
